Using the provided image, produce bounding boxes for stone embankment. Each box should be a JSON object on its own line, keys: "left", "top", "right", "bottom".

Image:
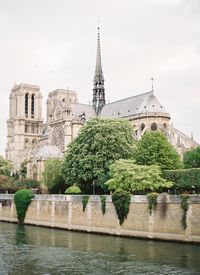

{"left": 0, "top": 194, "right": 200, "bottom": 243}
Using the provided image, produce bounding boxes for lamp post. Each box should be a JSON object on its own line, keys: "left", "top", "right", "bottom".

{"left": 93, "top": 180, "right": 96, "bottom": 195}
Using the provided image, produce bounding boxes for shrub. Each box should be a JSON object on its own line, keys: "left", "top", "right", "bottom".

{"left": 14, "top": 189, "right": 34, "bottom": 224}
{"left": 162, "top": 168, "right": 200, "bottom": 193}
{"left": 100, "top": 195, "right": 106, "bottom": 215}
{"left": 82, "top": 195, "right": 89, "bottom": 212}
{"left": 65, "top": 185, "right": 82, "bottom": 194}
{"left": 147, "top": 192, "right": 159, "bottom": 215}
{"left": 112, "top": 191, "right": 131, "bottom": 225}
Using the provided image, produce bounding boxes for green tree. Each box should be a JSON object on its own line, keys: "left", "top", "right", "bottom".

{"left": 62, "top": 118, "right": 136, "bottom": 193}
{"left": 106, "top": 159, "right": 173, "bottom": 193}
{"left": 43, "top": 158, "right": 66, "bottom": 193}
{"left": 0, "top": 156, "right": 12, "bottom": 176}
{"left": 134, "top": 131, "right": 182, "bottom": 170}
{"left": 183, "top": 146, "right": 200, "bottom": 168}
{"left": 19, "top": 161, "right": 27, "bottom": 178}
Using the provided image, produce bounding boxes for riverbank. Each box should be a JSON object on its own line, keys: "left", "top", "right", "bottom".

{"left": 0, "top": 194, "right": 200, "bottom": 243}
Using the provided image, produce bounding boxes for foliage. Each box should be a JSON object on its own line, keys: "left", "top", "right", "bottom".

{"left": 183, "top": 146, "right": 200, "bottom": 169}
{"left": 43, "top": 158, "right": 66, "bottom": 193}
{"left": 82, "top": 195, "right": 89, "bottom": 212}
{"left": 16, "top": 178, "right": 40, "bottom": 189}
{"left": 112, "top": 191, "right": 131, "bottom": 225}
{"left": 106, "top": 160, "right": 173, "bottom": 193}
{"left": 0, "top": 176, "right": 40, "bottom": 193}
{"left": 62, "top": 118, "right": 136, "bottom": 193}
{"left": 162, "top": 168, "right": 200, "bottom": 193}
{"left": 180, "top": 194, "right": 189, "bottom": 230}
{"left": 14, "top": 189, "right": 34, "bottom": 224}
{"left": 65, "top": 185, "right": 82, "bottom": 194}
{"left": 0, "top": 175, "right": 12, "bottom": 192}
{"left": 100, "top": 195, "right": 106, "bottom": 215}
{"left": 147, "top": 192, "right": 159, "bottom": 215}
{"left": 134, "top": 131, "right": 182, "bottom": 170}
{"left": 19, "top": 161, "right": 27, "bottom": 178}
{"left": 0, "top": 156, "right": 13, "bottom": 176}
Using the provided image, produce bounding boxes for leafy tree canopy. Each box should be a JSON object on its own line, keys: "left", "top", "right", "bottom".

{"left": 0, "top": 156, "right": 12, "bottom": 176}
{"left": 43, "top": 158, "right": 66, "bottom": 193}
{"left": 106, "top": 159, "right": 173, "bottom": 193}
{"left": 134, "top": 131, "right": 182, "bottom": 170}
{"left": 19, "top": 161, "right": 27, "bottom": 178}
{"left": 183, "top": 146, "right": 200, "bottom": 169}
{"left": 62, "top": 118, "right": 136, "bottom": 193}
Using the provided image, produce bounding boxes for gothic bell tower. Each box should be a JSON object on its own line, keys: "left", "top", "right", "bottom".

{"left": 6, "top": 84, "right": 43, "bottom": 172}
{"left": 92, "top": 27, "right": 105, "bottom": 114}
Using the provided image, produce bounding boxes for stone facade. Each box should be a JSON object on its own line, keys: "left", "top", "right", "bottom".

{"left": 1, "top": 194, "right": 200, "bottom": 243}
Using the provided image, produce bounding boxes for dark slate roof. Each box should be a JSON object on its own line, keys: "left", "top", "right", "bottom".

{"left": 71, "top": 103, "right": 97, "bottom": 120}
{"left": 99, "top": 91, "right": 170, "bottom": 118}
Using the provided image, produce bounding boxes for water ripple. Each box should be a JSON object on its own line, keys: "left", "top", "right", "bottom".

{"left": 0, "top": 222, "right": 200, "bottom": 275}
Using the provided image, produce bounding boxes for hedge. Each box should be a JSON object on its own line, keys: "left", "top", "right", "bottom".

{"left": 162, "top": 168, "right": 200, "bottom": 193}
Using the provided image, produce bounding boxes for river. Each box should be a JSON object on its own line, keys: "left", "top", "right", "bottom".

{"left": 0, "top": 222, "right": 200, "bottom": 274}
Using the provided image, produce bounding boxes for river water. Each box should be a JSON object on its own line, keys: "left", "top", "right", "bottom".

{"left": 0, "top": 222, "right": 200, "bottom": 275}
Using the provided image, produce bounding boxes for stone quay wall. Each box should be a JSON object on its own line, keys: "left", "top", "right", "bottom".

{"left": 0, "top": 194, "right": 200, "bottom": 243}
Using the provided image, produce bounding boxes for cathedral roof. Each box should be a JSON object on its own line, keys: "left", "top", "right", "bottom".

{"left": 71, "top": 103, "right": 97, "bottom": 120}
{"left": 99, "top": 91, "right": 170, "bottom": 119}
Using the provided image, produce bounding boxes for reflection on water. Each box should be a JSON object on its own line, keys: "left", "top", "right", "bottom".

{"left": 0, "top": 222, "right": 200, "bottom": 274}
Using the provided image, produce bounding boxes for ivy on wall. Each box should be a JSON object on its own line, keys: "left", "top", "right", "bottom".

{"left": 159, "top": 193, "right": 168, "bottom": 218}
{"left": 82, "top": 195, "right": 89, "bottom": 212}
{"left": 147, "top": 193, "right": 159, "bottom": 215}
{"left": 180, "top": 194, "right": 189, "bottom": 230}
{"left": 100, "top": 195, "right": 106, "bottom": 215}
{"left": 112, "top": 191, "right": 131, "bottom": 225}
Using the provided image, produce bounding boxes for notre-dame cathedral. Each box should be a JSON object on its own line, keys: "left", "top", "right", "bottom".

{"left": 6, "top": 28, "right": 198, "bottom": 179}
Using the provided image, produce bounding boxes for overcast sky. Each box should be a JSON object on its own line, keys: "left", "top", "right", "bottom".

{"left": 0, "top": 0, "right": 200, "bottom": 156}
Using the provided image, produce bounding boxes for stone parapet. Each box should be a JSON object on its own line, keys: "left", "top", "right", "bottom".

{"left": 1, "top": 194, "right": 200, "bottom": 243}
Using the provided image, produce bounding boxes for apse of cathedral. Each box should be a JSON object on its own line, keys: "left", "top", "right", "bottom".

{"left": 5, "top": 28, "right": 198, "bottom": 179}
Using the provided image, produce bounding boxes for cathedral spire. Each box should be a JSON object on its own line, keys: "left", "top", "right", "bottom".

{"left": 93, "top": 27, "right": 105, "bottom": 114}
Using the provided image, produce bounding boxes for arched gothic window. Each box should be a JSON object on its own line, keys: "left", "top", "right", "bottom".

{"left": 140, "top": 123, "right": 145, "bottom": 132}
{"left": 25, "top": 93, "right": 28, "bottom": 117}
{"left": 151, "top": 123, "right": 157, "bottom": 131}
{"left": 31, "top": 94, "right": 35, "bottom": 118}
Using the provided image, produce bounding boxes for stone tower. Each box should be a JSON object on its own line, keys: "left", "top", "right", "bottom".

{"left": 6, "top": 84, "right": 43, "bottom": 172}
{"left": 92, "top": 27, "right": 105, "bottom": 114}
